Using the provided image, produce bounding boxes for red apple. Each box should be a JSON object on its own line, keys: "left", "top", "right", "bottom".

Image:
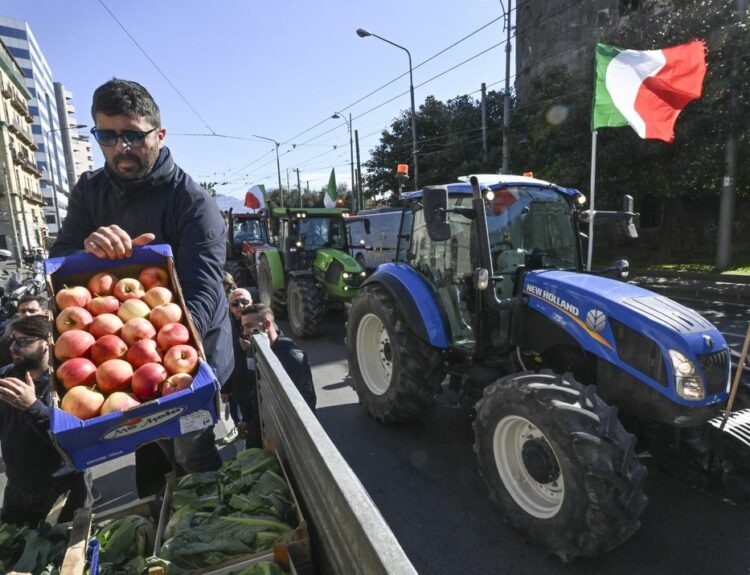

{"left": 87, "top": 272, "right": 119, "bottom": 297}
{"left": 117, "top": 299, "right": 151, "bottom": 322}
{"left": 138, "top": 266, "right": 169, "bottom": 290}
{"left": 163, "top": 344, "right": 199, "bottom": 375}
{"left": 143, "top": 286, "right": 173, "bottom": 308}
{"left": 86, "top": 295, "right": 120, "bottom": 316}
{"left": 90, "top": 334, "right": 128, "bottom": 366}
{"left": 54, "top": 330, "right": 96, "bottom": 361}
{"left": 55, "top": 306, "right": 94, "bottom": 334}
{"left": 121, "top": 317, "right": 156, "bottom": 347}
{"left": 56, "top": 358, "right": 97, "bottom": 390}
{"left": 60, "top": 386, "right": 105, "bottom": 420}
{"left": 150, "top": 303, "right": 183, "bottom": 330}
{"left": 162, "top": 373, "right": 193, "bottom": 396}
{"left": 100, "top": 391, "right": 141, "bottom": 415}
{"left": 89, "top": 314, "right": 124, "bottom": 339}
{"left": 96, "top": 359, "right": 133, "bottom": 394}
{"left": 55, "top": 285, "right": 92, "bottom": 310}
{"left": 113, "top": 278, "right": 146, "bottom": 302}
{"left": 127, "top": 339, "right": 162, "bottom": 369}
{"left": 131, "top": 362, "right": 168, "bottom": 400}
{"left": 157, "top": 323, "right": 190, "bottom": 351}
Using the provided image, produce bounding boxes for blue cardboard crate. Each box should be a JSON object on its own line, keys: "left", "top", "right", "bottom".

{"left": 44, "top": 245, "right": 220, "bottom": 470}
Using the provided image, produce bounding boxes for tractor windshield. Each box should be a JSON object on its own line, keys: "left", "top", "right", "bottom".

{"left": 486, "top": 186, "right": 580, "bottom": 274}
{"left": 299, "top": 217, "right": 348, "bottom": 250}
{"left": 233, "top": 218, "right": 265, "bottom": 244}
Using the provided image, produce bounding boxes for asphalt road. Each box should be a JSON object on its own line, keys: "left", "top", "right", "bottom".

{"left": 1, "top": 297, "right": 750, "bottom": 574}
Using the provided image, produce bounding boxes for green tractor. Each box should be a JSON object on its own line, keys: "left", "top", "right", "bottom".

{"left": 256, "top": 207, "right": 368, "bottom": 338}
{"left": 223, "top": 209, "right": 271, "bottom": 289}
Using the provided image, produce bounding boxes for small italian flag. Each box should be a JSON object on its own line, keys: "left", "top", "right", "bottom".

{"left": 592, "top": 40, "right": 707, "bottom": 142}
{"left": 245, "top": 184, "right": 266, "bottom": 210}
{"left": 324, "top": 168, "right": 337, "bottom": 208}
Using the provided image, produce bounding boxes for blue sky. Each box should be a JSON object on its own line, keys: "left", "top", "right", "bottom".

{"left": 4, "top": 0, "right": 514, "bottom": 200}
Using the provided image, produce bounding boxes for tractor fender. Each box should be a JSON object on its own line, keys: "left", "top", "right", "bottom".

{"left": 259, "top": 249, "right": 285, "bottom": 290}
{"left": 362, "top": 263, "right": 450, "bottom": 349}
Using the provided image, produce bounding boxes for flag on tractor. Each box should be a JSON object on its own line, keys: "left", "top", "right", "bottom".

{"left": 245, "top": 184, "right": 266, "bottom": 210}
{"left": 592, "top": 39, "right": 707, "bottom": 142}
{"left": 324, "top": 168, "right": 337, "bottom": 208}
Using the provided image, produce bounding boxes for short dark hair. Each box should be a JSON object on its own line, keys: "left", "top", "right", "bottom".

{"left": 241, "top": 303, "right": 274, "bottom": 322}
{"left": 12, "top": 315, "right": 50, "bottom": 340}
{"left": 91, "top": 79, "right": 161, "bottom": 127}
{"left": 18, "top": 295, "right": 48, "bottom": 310}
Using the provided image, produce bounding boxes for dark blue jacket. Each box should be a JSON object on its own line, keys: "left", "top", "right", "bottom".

{"left": 50, "top": 148, "right": 234, "bottom": 385}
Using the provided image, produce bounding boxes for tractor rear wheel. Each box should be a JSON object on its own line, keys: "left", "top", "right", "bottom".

{"left": 346, "top": 284, "right": 444, "bottom": 422}
{"left": 258, "top": 257, "right": 286, "bottom": 318}
{"left": 287, "top": 278, "right": 324, "bottom": 338}
{"left": 474, "top": 371, "right": 647, "bottom": 561}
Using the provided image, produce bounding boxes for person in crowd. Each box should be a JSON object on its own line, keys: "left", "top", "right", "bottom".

{"left": 50, "top": 78, "right": 233, "bottom": 496}
{"left": 0, "top": 316, "right": 92, "bottom": 524}
{"left": 0, "top": 295, "right": 50, "bottom": 366}
{"left": 220, "top": 288, "right": 254, "bottom": 445}
{"left": 240, "top": 304, "right": 316, "bottom": 426}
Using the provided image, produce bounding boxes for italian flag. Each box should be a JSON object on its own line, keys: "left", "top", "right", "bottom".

{"left": 324, "top": 168, "right": 337, "bottom": 208}
{"left": 245, "top": 184, "right": 266, "bottom": 210}
{"left": 592, "top": 40, "right": 707, "bottom": 142}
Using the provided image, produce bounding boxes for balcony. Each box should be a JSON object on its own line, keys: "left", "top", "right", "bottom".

{"left": 9, "top": 94, "right": 29, "bottom": 116}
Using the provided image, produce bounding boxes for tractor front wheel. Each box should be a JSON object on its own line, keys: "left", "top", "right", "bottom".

{"left": 346, "top": 284, "right": 444, "bottom": 422}
{"left": 287, "top": 278, "right": 324, "bottom": 338}
{"left": 474, "top": 371, "right": 647, "bottom": 561}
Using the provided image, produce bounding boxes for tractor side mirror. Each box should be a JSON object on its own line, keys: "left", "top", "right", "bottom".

{"left": 615, "top": 259, "right": 629, "bottom": 279}
{"left": 422, "top": 187, "right": 451, "bottom": 242}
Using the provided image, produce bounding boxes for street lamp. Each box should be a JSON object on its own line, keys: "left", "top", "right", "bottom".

{"left": 498, "top": 0, "right": 512, "bottom": 174}
{"left": 356, "top": 28, "right": 419, "bottom": 190}
{"left": 331, "top": 112, "right": 356, "bottom": 209}
{"left": 253, "top": 134, "right": 284, "bottom": 208}
{"left": 45, "top": 123, "right": 87, "bottom": 232}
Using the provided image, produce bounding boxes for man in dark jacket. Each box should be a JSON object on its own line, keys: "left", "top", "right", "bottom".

{"left": 240, "top": 304, "right": 316, "bottom": 411}
{"left": 0, "top": 316, "right": 91, "bottom": 524}
{"left": 50, "top": 79, "right": 233, "bottom": 495}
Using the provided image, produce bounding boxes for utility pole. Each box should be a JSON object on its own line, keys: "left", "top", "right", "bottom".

{"left": 481, "top": 82, "right": 488, "bottom": 164}
{"left": 286, "top": 169, "right": 291, "bottom": 206}
{"left": 501, "top": 0, "right": 512, "bottom": 174}
{"left": 355, "top": 129, "right": 363, "bottom": 209}
{"left": 716, "top": 0, "right": 747, "bottom": 270}
{"left": 295, "top": 168, "right": 302, "bottom": 207}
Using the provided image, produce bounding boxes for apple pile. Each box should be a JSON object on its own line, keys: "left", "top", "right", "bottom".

{"left": 54, "top": 266, "right": 199, "bottom": 420}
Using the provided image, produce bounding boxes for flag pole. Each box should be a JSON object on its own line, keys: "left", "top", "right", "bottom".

{"left": 586, "top": 130, "right": 597, "bottom": 271}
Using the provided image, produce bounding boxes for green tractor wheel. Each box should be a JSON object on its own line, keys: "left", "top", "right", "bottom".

{"left": 287, "top": 278, "right": 324, "bottom": 338}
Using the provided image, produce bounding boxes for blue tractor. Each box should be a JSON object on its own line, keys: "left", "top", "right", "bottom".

{"left": 346, "top": 175, "right": 749, "bottom": 561}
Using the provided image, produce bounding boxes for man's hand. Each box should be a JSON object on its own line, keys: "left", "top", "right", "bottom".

{"left": 237, "top": 420, "right": 248, "bottom": 438}
{"left": 239, "top": 338, "right": 253, "bottom": 351}
{"left": 0, "top": 372, "right": 37, "bottom": 411}
{"left": 84, "top": 225, "right": 155, "bottom": 259}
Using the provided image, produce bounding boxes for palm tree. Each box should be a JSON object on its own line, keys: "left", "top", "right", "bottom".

{"left": 200, "top": 181, "right": 218, "bottom": 197}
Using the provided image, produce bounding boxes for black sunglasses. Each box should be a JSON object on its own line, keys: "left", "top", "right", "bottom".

{"left": 90, "top": 126, "right": 158, "bottom": 147}
{"left": 231, "top": 298, "right": 251, "bottom": 307}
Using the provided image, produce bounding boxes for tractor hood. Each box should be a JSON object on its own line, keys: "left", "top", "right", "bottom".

{"left": 314, "top": 248, "right": 362, "bottom": 271}
{"left": 522, "top": 270, "right": 729, "bottom": 406}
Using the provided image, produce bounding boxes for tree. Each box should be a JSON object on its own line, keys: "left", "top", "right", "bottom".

{"left": 199, "top": 181, "right": 218, "bottom": 198}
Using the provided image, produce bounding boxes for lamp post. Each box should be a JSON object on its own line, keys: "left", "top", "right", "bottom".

{"left": 45, "top": 123, "right": 87, "bottom": 233}
{"left": 498, "top": 0, "right": 512, "bottom": 174}
{"left": 253, "top": 134, "right": 284, "bottom": 208}
{"left": 357, "top": 28, "right": 418, "bottom": 190}
{"left": 332, "top": 112, "right": 356, "bottom": 209}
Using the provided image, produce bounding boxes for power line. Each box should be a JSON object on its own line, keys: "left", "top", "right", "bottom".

{"left": 97, "top": 0, "right": 217, "bottom": 135}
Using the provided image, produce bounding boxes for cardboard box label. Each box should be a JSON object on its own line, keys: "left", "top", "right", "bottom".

{"left": 101, "top": 407, "right": 187, "bottom": 440}
{"left": 179, "top": 409, "right": 213, "bottom": 433}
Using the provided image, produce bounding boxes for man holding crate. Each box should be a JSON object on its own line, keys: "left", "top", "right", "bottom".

{"left": 50, "top": 79, "right": 234, "bottom": 496}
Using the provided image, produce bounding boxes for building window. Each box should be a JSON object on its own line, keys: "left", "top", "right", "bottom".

{"left": 597, "top": 9, "right": 612, "bottom": 28}
{"left": 45, "top": 215, "right": 57, "bottom": 224}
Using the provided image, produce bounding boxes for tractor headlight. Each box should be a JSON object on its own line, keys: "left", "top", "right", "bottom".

{"left": 669, "top": 350, "right": 704, "bottom": 400}
{"left": 342, "top": 272, "right": 351, "bottom": 279}
{"left": 360, "top": 271, "right": 366, "bottom": 278}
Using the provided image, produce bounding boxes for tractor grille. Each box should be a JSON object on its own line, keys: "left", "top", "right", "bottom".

{"left": 610, "top": 318, "right": 667, "bottom": 386}
{"left": 699, "top": 349, "right": 729, "bottom": 395}
{"left": 709, "top": 409, "right": 750, "bottom": 449}
{"left": 325, "top": 260, "right": 343, "bottom": 284}
{"left": 344, "top": 273, "right": 365, "bottom": 288}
